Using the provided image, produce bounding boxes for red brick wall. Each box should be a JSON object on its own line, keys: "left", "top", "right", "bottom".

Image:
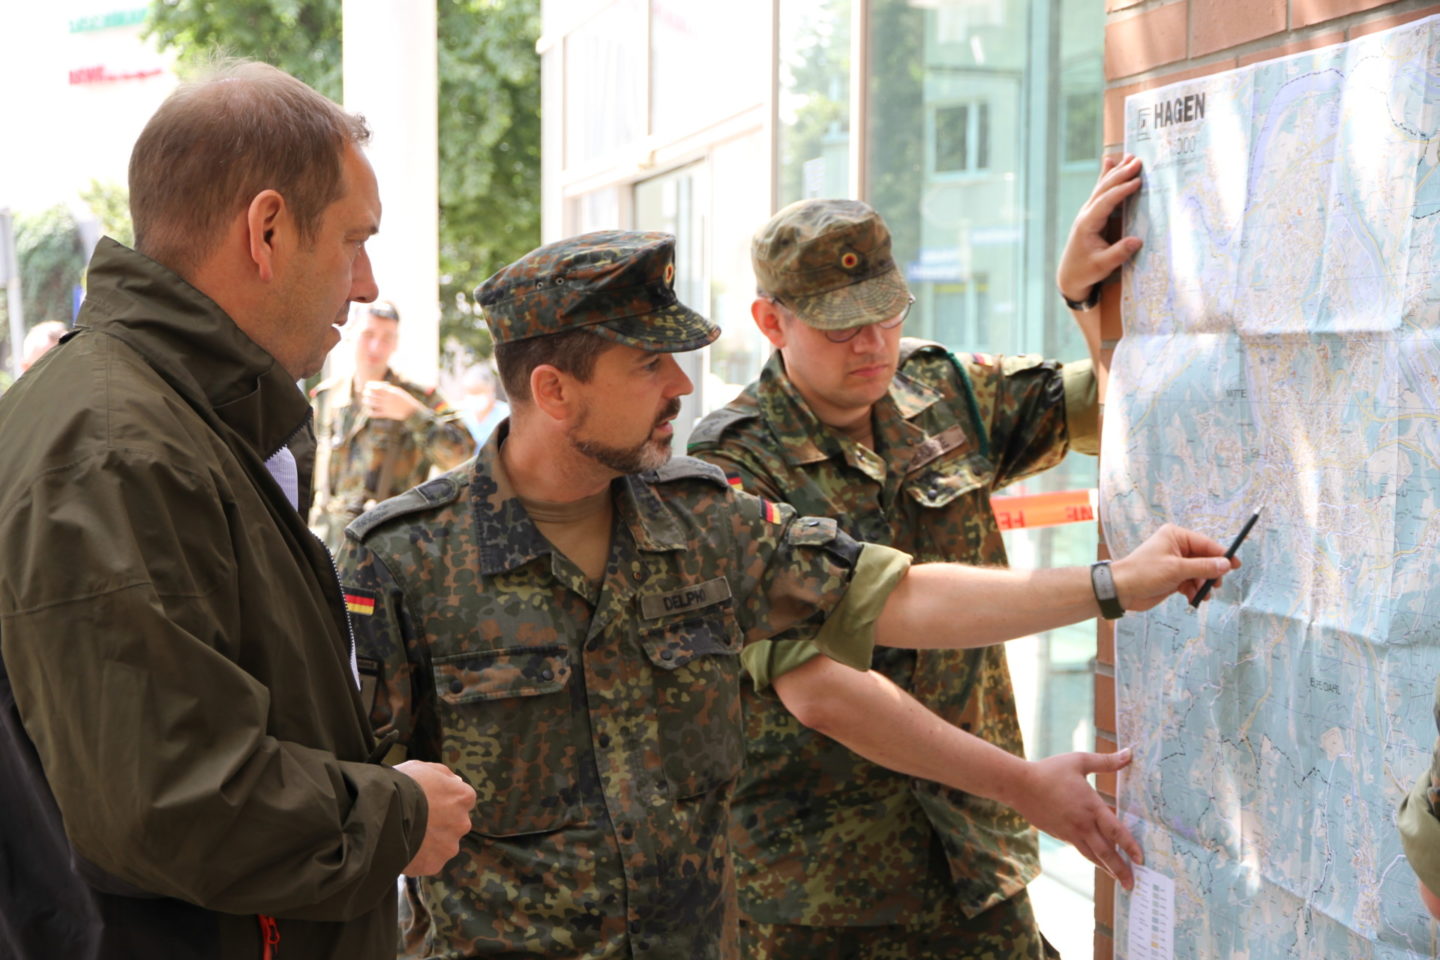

{"left": 1094, "top": 2, "right": 1440, "bottom": 957}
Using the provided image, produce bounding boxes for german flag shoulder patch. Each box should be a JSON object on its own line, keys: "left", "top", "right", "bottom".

{"left": 344, "top": 587, "right": 377, "bottom": 616}
{"left": 761, "top": 498, "right": 782, "bottom": 524}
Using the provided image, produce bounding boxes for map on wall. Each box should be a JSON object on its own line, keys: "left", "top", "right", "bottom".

{"left": 1102, "top": 14, "right": 1440, "bottom": 959}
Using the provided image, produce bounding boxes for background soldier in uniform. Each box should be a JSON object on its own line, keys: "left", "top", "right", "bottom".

{"left": 686, "top": 160, "right": 1143, "bottom": 958}
{"left": 310, "top": 299, "right": 475, "bottom": 551}
{"left": 337, "top": 230, "right": 1232, "bottom": 959}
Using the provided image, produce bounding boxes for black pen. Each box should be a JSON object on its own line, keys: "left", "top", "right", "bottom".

{"left": 1190, "top": 508, "right": 1259, "bottom": 607}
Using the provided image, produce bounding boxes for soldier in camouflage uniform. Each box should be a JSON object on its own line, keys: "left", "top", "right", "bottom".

{"left": 688, "top": 159, "right": 1145, "bottom": 959}
{"left": 336, "top": 229, "right": 1234, "bottom": 959}
{"left": 309, "top": 299, "right": 476, "bottom": 551}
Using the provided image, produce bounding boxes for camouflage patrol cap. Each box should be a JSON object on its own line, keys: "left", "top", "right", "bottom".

{"left": 753, "top": 199, "right": 911, "bottom": 331}
{"left": 476, "top": 230, "right": 719, "bottom": 352}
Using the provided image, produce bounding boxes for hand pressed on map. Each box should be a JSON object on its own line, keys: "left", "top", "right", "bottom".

{"left": 1057, "top": 152, "right": 1144, "bottom": 404}
{"left": 771, "top": 655, "right": 1144, "bottom": 889}
{"left": 1057, "top": 153, "right": 1145, "bottom": 307}
{"left": 1005, "top": 748, "right": 1143, "bottom": 891}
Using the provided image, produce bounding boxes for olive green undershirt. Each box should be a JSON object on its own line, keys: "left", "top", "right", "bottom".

{"left": 518, "top": 488, "right": 614, "bottom": 585}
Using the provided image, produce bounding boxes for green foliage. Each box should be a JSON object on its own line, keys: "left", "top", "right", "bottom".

{"left": 436, "top": 0, "right": 539, "bottom": 359}
{"left": 145, "top": 0, "right": 343, "bottom": 97}
{"left": 80, "top": 181, "right": 135, "bottom": 248}
{"left": 143, "top": 0, "right": 540, "bottom": 359}
{"left": 16, "top": 207, "right": 85, "bottom": 328}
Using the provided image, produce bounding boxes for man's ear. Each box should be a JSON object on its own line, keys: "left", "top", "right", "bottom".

{"left": 752, "top": 298, "right": 788, "bottom": 349}
{"left": 529, "top": 364, "right": 575, "bottom": 423}
{"left": 245, "top": 190, "right": 288, "bottom": 282}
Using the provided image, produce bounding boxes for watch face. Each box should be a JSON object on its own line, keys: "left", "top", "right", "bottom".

{"left": 1091, "top": 562, "right": 1124, "bottom": 619}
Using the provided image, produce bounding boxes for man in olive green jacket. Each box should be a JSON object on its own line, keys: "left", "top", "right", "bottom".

{"left": 0, "top": 62, "right": 472, "bottom": 960}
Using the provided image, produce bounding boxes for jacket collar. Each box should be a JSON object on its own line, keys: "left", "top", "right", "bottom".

{"left": 472, "top": 426, "right": 687, "bottom": 577}
{"left": 77, "top": 238, "right": 311, "bottom": 460}
{"left": 754, "top": 348, "right": 945, "bottom": 470}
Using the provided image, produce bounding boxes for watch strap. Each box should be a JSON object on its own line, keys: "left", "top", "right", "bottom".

{"left": 1063, "top": 284, "right": 1101, "bottom": 312}
{"left": 1090, "top": 560, "right": 1125, "bottom": 620}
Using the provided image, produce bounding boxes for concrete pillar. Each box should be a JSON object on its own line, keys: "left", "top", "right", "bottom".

{"left": 342, "top": 0, "right": 440, "bottom": 383}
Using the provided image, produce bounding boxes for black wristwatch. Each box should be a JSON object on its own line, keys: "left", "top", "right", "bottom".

{"left": 1062, "top": 284, "right": 1101, "bottom": 312}
{"left": 1090, "top": 561, "right": 1125, "bottom": 620}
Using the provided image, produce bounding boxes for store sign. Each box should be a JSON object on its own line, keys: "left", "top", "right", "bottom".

{"left": 69, "top": 65, "right": 164, "bottom": 85}
{"left": 69, "top": 9, "right": 147, "bottom": 33}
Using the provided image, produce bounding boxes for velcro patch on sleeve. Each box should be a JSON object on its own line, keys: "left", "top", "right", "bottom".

{"left": 357, "top": 656, "right": 381, "bottom": 714}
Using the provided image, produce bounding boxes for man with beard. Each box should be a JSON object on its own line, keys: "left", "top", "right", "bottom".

{"left": 336, "top": 230, "right": 1235, "bottom": 959}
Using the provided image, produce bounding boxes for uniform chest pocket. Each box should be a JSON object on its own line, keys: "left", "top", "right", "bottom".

{"left": 432, "top": 645, "right": 584, "bottom": 837}
{"left": 903, "top": 449, "right": 992, "bottom": 509}
{"left": 638, "top": 615, "right": 745, "bottom": 799}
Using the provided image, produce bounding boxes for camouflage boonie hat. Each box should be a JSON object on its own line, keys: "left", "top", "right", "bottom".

{"left": 476, "top": 230, "right": 719, "bottom": 352}
{"left": 753, "top": 199, "right": 911, "bottom": 331}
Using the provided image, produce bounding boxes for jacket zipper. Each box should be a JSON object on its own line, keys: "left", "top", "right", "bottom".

{"left": 266, "top": 410, "right": 362, "bottom": 694}
{"left": 258, "top": 914, "right": 280, "bottom": 959}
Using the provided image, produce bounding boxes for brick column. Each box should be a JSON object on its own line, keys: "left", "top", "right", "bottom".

{"left": 1094, "top": 2, "right": 1440, "bottom": 957}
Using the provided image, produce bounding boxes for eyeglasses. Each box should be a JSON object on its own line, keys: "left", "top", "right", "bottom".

{"left": 771, "top": 294, "right": 914, "bottom": 343}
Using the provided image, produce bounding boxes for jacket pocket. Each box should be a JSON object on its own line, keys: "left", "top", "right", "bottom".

{"left": 639, "top": 615, "right": 744, "bottom": 799}
{"left": 903, "top": 449, "right": 992, "bottom": 510}
{"left": 432, "top": 645, "right": 581, "bottom": 837}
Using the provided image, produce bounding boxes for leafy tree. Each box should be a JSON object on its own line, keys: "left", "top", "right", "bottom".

{"left": 16, "top": 207, "right": 85, "bottom": 329}
{"left": 80, "top": 180, "right": 136, "bottom": 249}
{"left": 146, "top": 0, "right": 344, "bottom": 99}
{"left": 144, "top": 0, "right": 540, "bottom": 357}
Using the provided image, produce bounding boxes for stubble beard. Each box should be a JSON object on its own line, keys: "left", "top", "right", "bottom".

{"left": 568, "top": 397, "right": 681, "bottom": 475}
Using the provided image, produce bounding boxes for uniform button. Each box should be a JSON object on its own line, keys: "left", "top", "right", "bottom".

{"left": 540, "top": 668, "right": 554, "bottom": 681}
{"left": 449, "top": 679, "right": 463, "bottom": 694}
{"left": 621, "top": 824, "right": 635, "bottom": 840}
{"left": 660, "top": 649, "right": 674, "bottom": 661}
{"left": 598, "top": 734, "right": 612, "bottom": 748}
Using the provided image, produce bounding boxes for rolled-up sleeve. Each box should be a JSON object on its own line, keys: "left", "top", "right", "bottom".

{"left": 742, "top": 542, "right": 911, "bottom": 693}
{"left": 730, "top": 481, "right": 912, "bottom": 692}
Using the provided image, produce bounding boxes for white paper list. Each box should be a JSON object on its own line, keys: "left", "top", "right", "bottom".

{"left": 1126, "top": 864, "right": 1176, "bottom": 960}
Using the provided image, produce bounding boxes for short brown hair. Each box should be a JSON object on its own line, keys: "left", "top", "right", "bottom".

{"left": 129, "top": 60, "right": 370, "bottom": 277}
{"left": 494, "top": 329, "right": 611, "bottom": 404}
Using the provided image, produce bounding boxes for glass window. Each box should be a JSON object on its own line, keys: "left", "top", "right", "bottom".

{"left": 865, "top": 0, "right": 1106, "bottom": 940}
{"left": 706, "top": 131, "right": 773, "bottom": 403}
{"left": 563, "top": 0, "right": 647, "bottom": 170}
{"left": 634, "top": 162, "right": 709, "bottom": 447}
{"left": 650, "top": 0, "right": 767, "bottom": 139}
{"left": 933, "top": 102, "right": 991, "bottom": 174}
{"left": 778, "top": 0, "right": 852, "bottom": 205}
{"left": 565, "top": 186, "right": 624, "bottom": 235}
